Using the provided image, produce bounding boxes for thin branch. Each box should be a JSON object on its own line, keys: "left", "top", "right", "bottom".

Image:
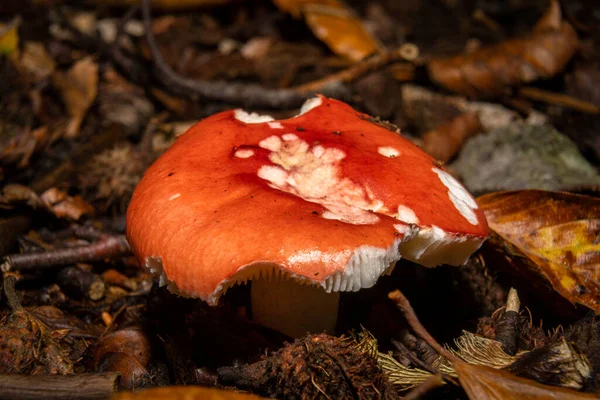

{"left": 141, "top": 0, "right": 346, "bottom": 108}
{"left": 2, "top": 235, "right": 130, "bottom": 272}
{"left": 388, "top": 290, "right": 459, "bottom": 363}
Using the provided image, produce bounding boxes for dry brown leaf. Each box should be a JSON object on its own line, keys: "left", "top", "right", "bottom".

{"left": 52, "top": 57, "right": 98, "bottom": 138}
{"left": 477, "top": 190, "right": 600, "bottom": 312}
{"left": 454, "top": 360, "right": 598, "bottom": 399}
{"left": 90, "top": 0, "right": 232, "bottom": 9}
{"left": 272, "top": 0, "right": 381, "bottom": 61}
{"left": 19, "top": 42, "right": 56, "bottom": 82}
{"left": 111, "top": 386, "right": 268, "bottom": 400}
{"left": 40, "top": 188, "right": 95, "bottom": 220}
{"left": 422, "top": 111, "right": 481, "bottom": 163}
{"left": 427, "top": 0, "right": 579, "bottom": 98}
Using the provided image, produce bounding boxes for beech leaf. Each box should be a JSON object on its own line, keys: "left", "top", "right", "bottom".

{"left": 454, "top": 360, "right": 598, "bottom": 400}
{"left": 477, "top": 190, "right": 600, "bottom": 312}
{"left": 427, "top": 0, "right": 579, "bottom": 98}
{"left": 272, "top": 0, "right": 381, "bottom": 61}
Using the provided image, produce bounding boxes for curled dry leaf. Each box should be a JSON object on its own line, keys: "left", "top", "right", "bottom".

{"left": 40, "top": 188, "right": 95, "bottom": 220}
{"left": 477, "top": 190, "right": 600, "bottom": 312}
{"left": 110, "top": 386, "right": 268, "bottom": 400}
{"left": 90, "top": 326, "right": 152, "bottom": 390}
{"left": 272, "top": 0, "right": 381, "bottom": 61}
{"left": 52, "top": 57, "right": 98, "bottom": 138}
{"left": 454, "top": 360, "right": 598, "bottom": 400}
{"left": 422, "top": 111, "right": 482, "bottom": 163}
{"left": 427, "top": 0, "right": 579, "bottom": 98}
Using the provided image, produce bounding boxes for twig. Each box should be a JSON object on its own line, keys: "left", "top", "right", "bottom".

{"left": 0, "top": 372, "right": 118, "bottom": 400}
{"left": 519, "top": 86, "right": 600, "bottom": 114}
{"left": 1, "top": 235, "right": 130, "bottom": 272}
{"left": 402, "top": 373, "right": 444, "bottom": 400}
{"left": 391, "top": 339, "right": 438, "bottom": 374}
{"left": 3, "top": 273, "right": 22, "bottom": 311}
{"left": 388, "top": 290, "right": 458, "bottom": 363}
{"left": 294, "top": 52, "right": 414, "bottom": 94}
{"left": 141, "top": 0, "right": 346, "bottom": 108}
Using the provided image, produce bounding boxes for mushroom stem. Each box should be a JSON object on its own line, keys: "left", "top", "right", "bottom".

{"left": 251, "top": 277, "right": 340, "bottom": 338}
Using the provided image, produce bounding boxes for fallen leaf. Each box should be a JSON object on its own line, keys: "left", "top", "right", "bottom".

{"left": 52, "top": 57, "right": 98, "bottom": 138}
{"left": 427, "top": 0, "right": 579, "bottom": 98}
{"left": 110, "top": 386, "right": 269, "bottom": 399}
{"left": 40, "top": 188, "right": 95, "bottom": 220}
{"left": 0, "top": 17, "right": 20, "bottom": 56}
{"left": 477, "top": 190, "right": 600, "bottom": 312}
{"left": 422, "top": 111, "right": 481, "bottom": 163}
{"left": 454, "top": 360, "right": 598, "bottom": 399}
{"left": 19, "top": 42, "right": 57, "bottom": 82}
{"left": 91, "top": 0, "right": 232, "bottom": 9}
{"left": 272, "top": 0, "right": 381, "bottom": 61}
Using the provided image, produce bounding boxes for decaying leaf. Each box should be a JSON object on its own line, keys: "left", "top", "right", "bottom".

{"left": 427, "top": 1, "right": 579, "bottom": 98}
{"left": 52, "top": 57, "right": 99, "bottom": 138}
{"left": 422, "top": 111, "right": 481, "bottom": 163}
{"left": 91, "top": 0, "right": 232, "bottom": 9}
{"left": 90, "top": 326, "right": 152, "bottom": 390}
{"left": 477, "top": 190, "right": 600, "bottom": 312}
{"left": 272, "top": 0, "right": 381, "bottom": 61}
{"left": 40, "top": 188, "right": 95, "bottom": 220}
{"left": 454, "top": 360, "right": 598, "bottom": 400}
{"left": 111, "top": 386, "right": 269, "bottom": 400}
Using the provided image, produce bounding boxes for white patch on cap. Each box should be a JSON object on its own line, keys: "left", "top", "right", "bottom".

{"left": 258, "top": 135, "right": 282, "bottom": 152}
{"left": 168, "top": 193, "right": 181, "bottom": 201}
{"left": 268, "top": 122, "right": 284, "bottom": 129}
{"left": 234, "top": 109, "right": 275, "bottom": 124}
{"left": 378, "top": 146, "right": 400, "bottom": 158}
{"left": 432, "top": 168, "right": 479, "bottom": 226}
{"left": 298, "top": 96, "right": 323, "bottom": 116}
{"left": 257, "top": 165, "right": 287, "bottom": 187}
{"left": 234, "top": 149, "right": 254, "bottom": 159}
{"left": 253, "top": 134, "right": 387, "bottom": 225}
{"left": 397, "top": 205, "right": 419, "bottom": 224}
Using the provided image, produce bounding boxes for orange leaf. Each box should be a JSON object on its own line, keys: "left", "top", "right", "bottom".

{"left": 111, "top": 386, "right": 269, "bottom": 400}
{"left": 272, "top": 0, "right": 381, "bottom": 61}
{"left": 454, "top": 360, "right": 598, "bottom": 399}
{"left": 477, "top": 190, "right": 600, "bottom": 312}
{"left": 427, "top": 0, "right": 579, "bottom": 98}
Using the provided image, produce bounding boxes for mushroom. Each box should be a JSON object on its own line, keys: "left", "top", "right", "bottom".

{"left": 126, "top": 96, "right": 489, "bottom": 338}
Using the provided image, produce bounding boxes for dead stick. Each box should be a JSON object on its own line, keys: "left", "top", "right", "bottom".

{"left": 2, "top": 235, "right": 130, "bottom": 272}
{"left": 294, "top": 52, "right": 414, "bottom": 94}
{"left": 141, "top": 0, "right": 346, "bottom": 108}
{"left": 388, "top": 290, "right": 458, "bottom": 363}
{"left": 3, "top": 273, "right": 22, "bottom": 310}
{"left": 0, "top": 372, "right": 118, "bottom": 400}
{"left": 519, "top": 87, "right": 600, "bottom": 114}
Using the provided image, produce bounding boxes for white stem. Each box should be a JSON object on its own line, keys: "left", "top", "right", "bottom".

{"left": 251, "top": 278, "right": 340, "bottom": 338}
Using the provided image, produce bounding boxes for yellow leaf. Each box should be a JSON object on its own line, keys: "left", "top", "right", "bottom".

{"left": 477, "top": 190, "right": 600, "bottom": 312}
{"left": 0, "top": 17, "right": 20, "bottom": 56}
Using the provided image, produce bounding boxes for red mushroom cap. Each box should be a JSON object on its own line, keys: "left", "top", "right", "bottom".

{"left": 126, "top": 96, "right": 488, "bottom": 305}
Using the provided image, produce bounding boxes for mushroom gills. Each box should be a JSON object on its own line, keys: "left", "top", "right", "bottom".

{"left": 250, "top": 270, "right": 340, "bottom": 338}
